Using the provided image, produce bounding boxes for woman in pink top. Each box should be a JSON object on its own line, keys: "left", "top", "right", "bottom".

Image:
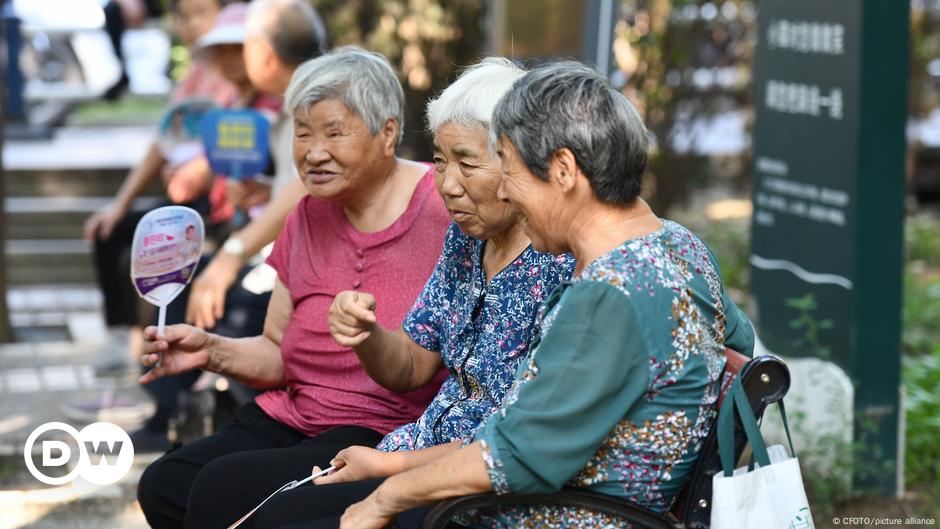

{"left": 136, "top": 47, "right": 451, "bottom": 529}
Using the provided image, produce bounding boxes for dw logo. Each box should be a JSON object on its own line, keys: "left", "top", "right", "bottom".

{"left": 24, "top": 422, "right": 134, "bottom": 485}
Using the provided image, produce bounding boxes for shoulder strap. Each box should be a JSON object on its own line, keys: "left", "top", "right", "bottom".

{"left": 718, "top": 376, "right": 771, "bottom": 476}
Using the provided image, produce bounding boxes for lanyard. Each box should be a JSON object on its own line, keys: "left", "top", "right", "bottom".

{"left": 227, "top": 466, "right": 335, "bottom": 529}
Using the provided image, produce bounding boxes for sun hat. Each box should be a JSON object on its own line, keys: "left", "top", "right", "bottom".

{"left": 195, "top": 2, "right": 248, "bottom": 50}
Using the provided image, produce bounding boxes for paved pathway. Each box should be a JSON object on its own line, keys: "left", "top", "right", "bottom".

{"left": 1, "top": 287, "right": 153, "bottom": 529}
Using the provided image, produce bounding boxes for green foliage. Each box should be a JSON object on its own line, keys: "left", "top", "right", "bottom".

{"left": 906, "top": 214, "right": 940, "bottom": 268}
{"left": 312, "top": 0, "right": 486, "bottom": 157}
{"left": 903, "top": 272, "right": 940, "bottom": 357}
{"left": 693, "top": 218, "right": 751, "bottom": 294}
{"left": 616, "top": 0, "right": 756, "bottom": 213}
{"left": 903, "top": 215, "right": 940, "bottom": 357}
{"left": 797, "top": 414, "right": 895, "bottom": 519}
{"left": 784, "top": 293, "right": 834, "bottom": 360}
{"left": 685, "top": 210, "right": 940, "bottom": 503}
{"left": 900, "top": 216, "right": 940, "bottom": 499}
{"left": 68, "top": 96, "right": 166, "bottom": 127}
{"left": 903, "top": 348, "right": 940, "bottom": 500}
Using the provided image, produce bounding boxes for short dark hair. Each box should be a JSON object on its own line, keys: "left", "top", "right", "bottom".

{"left": 493, "top": 61, "right": 649, "bottom": 206}
{"left": 248, "top": 0, "right": 328, "bottom": 65}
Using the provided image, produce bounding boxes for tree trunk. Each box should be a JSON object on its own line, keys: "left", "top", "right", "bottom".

{"left": 0, "top": 13, "right": 14, "bottom": 342}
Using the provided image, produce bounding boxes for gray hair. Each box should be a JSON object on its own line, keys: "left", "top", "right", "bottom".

{"left": 426, "top": 57, "right": 525, "bottom": 149}
{"left": 246, "top": 0, "right": 327, "bottom": 65}
{"left": 493, "top": 61, "right": 649, "bottom": 205}
{"left": 285, "top": 46, "right": 406, "bottom": 145}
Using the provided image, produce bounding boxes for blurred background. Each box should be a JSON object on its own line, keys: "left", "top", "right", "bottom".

{"left": 0, "top": 1, "right": 937, "bottom": 528}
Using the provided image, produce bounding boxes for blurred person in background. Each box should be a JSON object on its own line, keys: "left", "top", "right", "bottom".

{"left": 112, "top": 1, "right": 289, "bottom": 453}
{"left": 151, "top": 0, "right": 328, "bottom": 446}
{"left": 136, "top": 46, "right": 451, "bottom": 529}
{"left": 76, "top": 0, "right": 328, "bottom": 450}
{"left": 101, "top": 0, "right": 163, "bottom": 99}
{"left": 81, "top": 0, "right": 238, "bottom": 390}
{"left": 183, "top": 0, "right": 329, "bottom": 333}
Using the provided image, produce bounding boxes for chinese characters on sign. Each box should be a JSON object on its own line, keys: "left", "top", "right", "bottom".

{"left": 764, "top": 81, "right": 843, "bottom": 120}
{"left": 753, "top": 157, "right": 849, "bottom": 228}
{"left": 766, "top": 20, "right": 844, "bottom": 55}
{"left": 217, "top": 122, "right": 256, "bottom": 150}
{"left": 749, "top": 1, "right": 908, "bottom": 496}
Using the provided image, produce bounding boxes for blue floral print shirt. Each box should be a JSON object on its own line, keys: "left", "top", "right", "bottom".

{"left": 470, "top": 220, "right": 755, "bottom": 528}
{"left": 376, "top": 222, "right": 574, "bottom": 452}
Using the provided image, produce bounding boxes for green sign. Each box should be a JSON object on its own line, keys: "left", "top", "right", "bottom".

{"left": 750, "top": 0, "right": 908, "bottom": 495}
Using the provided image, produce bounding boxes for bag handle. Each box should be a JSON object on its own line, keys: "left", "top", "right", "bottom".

{"left": 718, "top": 376, "right": 769, "bottom": 476}
{"left": 718, "top": 374, "right": 797, "bottom": 476}
{"left": 746, "top": 399, "right": 798, "bottom": 472}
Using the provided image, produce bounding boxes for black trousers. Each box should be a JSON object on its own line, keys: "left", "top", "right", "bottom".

{"left": 137, "top": 402, "right": 383, "bottom": 529}
{"left": 140, "top": 254, "right": 270, "bottom": 432}
{"left": 93, "top": 209, "right": 152, "bottom": 327}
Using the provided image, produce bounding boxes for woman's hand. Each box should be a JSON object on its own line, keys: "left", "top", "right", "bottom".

{"left": 226, "top": 179, "right": 271, "bottom": 210}
{"left": 139, "top": 324, "right": 213, "bottom": 384}
{"left": 339, "top": 493, "right": 397, "bottom": 529}
{"left": 314, "top": 447, "right": 401, "bottom": 485}
{"left": 83, "top": 203, "right": 127, "bottom": 241}
{"left": 186, "top": 253, "right": 242, "bottom": 329}
{"left": 328, "top": 291, "right": 378, "bottom": 347}
{"left": 165, "top": 157, "right": 213, "bottom": 204}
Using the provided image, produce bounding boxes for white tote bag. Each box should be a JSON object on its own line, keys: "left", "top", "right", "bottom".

{"left": 711, "top": 377, "right": 815, "bottom": 529}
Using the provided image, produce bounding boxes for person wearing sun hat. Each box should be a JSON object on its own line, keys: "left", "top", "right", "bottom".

{"left": 185, "top": 0, "right": 329, "bottom": 332}
{"left": 107, "top": 1, "right": 283, "bottom": 458}
{"left": 188, "top": 2, "right": 284, "bottom": 226}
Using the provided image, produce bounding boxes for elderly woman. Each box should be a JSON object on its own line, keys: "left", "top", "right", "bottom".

{"left": 135, "top": 47, "right": 452, "bottom": 529}
{"left": 316, "top": 61, "right": 758, "bottom": 529}
{"left": 240, "top": 58, "right": 573, "bottom": 529}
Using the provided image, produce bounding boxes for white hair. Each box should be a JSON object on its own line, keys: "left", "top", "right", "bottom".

{"left": 426, "top": 57, "right": 525, "bottom": 148}
{"left": 285, "top": 46, "right": 405, "bottom": 145}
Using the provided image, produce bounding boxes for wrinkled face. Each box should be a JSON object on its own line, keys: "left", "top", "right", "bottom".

{"left": 175, "top": 0, "right": 219, "bottom": 46}
{"left": 496, "top": 137, "right": 566, "bottom": 255}
{"left": 432, "top": 122, "right": 519, "bottom": 240}
{"left": 292, "top": 98, "right": 396, "bottom": 203}
{"left": 211, "top": 44, "right": 249, "bottom": 87}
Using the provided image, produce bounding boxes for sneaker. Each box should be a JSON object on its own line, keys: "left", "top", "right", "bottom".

{"left": 128, "top": 426, "right": 172, "bottom": 454}
{"left": 93, "top": 355, "right": 135, "bottom": 378}
{"left": 62, "top": 390, "right": 155, "bottom": 426}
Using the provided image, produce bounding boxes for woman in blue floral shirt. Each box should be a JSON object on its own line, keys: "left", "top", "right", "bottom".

{"left": 333, "top": 62, "right": 755, "bottom": 529}
{"left": 246, "top": 58, "right": 573, "bottom": 529}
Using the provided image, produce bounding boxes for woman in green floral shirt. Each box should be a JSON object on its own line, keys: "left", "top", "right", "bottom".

{"left": 310, "top": 60, "right": 755, "bottom": 529}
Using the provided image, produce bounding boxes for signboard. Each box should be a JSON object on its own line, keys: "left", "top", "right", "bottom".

{"left": 750, "top": 1, "right": 909, "bottom": 495}
{"left": 201, "top": 109, "right": 271, "bottom": 181}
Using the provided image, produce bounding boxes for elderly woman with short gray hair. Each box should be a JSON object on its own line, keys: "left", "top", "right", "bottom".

{"left": 135, "top": 46, "right": 452, "bottom": 529}
{"left": 334, "top": 61, "right": 755, "bottom": 529}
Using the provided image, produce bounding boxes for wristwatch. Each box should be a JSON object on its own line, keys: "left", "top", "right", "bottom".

{"left": 222, "top": 236, "right": 246, "bottom": 260}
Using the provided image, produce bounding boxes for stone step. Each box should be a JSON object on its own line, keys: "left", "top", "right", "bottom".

{"left": 3, "top": 168, "right": 164, "bottom": 198}
{"left": 4, "top": 196, "right": 164, "bottom": 239}
{"left": 5, "top": 239, "right": 95, "bottom": 285}
{"left": 1, "top": 126, "right": 164, "bottom": 289}
{"left": 4, "top": 126, "right": 153, "bottom": 171}
{"left": 7, "top": 284, "right": 102, "bottom": 313}
{"left": 2, "top": 126, "right": 162, "bottom": 198}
